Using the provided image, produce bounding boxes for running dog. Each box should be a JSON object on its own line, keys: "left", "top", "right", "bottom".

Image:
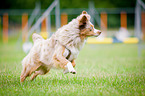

{"left": 20, "top": 11, "right": 101, "bottom": 82}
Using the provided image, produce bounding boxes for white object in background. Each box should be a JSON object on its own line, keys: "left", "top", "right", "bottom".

{"left": 115, "top": 27, "right": 130, "bottom": 41}
{"left": 22, "top": 42, "right": 33, "bottom": 54}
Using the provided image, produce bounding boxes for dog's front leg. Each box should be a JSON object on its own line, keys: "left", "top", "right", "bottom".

{"left": 54, "top": 54, "right": 76, "bottom": 74}
{"left": 63, "top": 60, "right": 76, "bottom": 74}
{"left": 64, "top": 62, "right": 76, "bottom": 74}
{"left": 71, "top": 60, "right": 76, "bottom": 67}
{"left": 53, "top": 47, "right": 76, "bottom": 74}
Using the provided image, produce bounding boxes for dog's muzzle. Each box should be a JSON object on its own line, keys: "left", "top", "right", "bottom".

{"left": 94, "top": 29, "right": 101, "bottom": 37}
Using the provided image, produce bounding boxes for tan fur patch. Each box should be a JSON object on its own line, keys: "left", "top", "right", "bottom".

{"left": 53, "top": 46, "right": 70, "bottom": 69}
{"left": 82, "top": 11, "right": 87, "bottom": 14}
{"left": 71, "top": 60, "right": 76, "bottom": 67}
{"left": 80, "top": 24, "right": 96, "bottom": 41}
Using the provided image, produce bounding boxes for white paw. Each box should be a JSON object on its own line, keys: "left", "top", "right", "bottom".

{"left": 63, "top": 69, "right": 76, "bottom": 74}
{"left": 64, "top": 62, "right": 77, "bottom": 74}
{"left": 70, "top": 70, "right": 76, "bottom": 74}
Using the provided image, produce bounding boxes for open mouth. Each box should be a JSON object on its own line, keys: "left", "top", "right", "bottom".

{"left": 94, "top": 34, "right": 100, "bottom": 37}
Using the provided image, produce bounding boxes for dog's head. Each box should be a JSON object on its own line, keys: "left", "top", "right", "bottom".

{"left": 78, "top": 11, "right": 101, "bottom": 38}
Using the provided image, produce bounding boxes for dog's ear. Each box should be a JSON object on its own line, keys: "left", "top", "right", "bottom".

{"left": 80, "top": 15, "right": 87, "bottom": 24}
{"left": 82, "top": 11, "right": 87, "bottom": 14}
{"left": 79, "top": 15, "right": 87, "bottom": 30}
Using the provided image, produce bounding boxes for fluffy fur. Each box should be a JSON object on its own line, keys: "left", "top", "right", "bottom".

{"left": 20, "top": 11, "right": 101, "bottom": 82}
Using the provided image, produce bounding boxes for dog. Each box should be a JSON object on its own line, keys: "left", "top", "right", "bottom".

{"left": 20, "top": 11, "right": 101, "bottom": 82}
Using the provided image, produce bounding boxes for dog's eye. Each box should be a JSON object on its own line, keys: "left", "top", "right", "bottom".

{"left": 90, "top": 26, "right": 93, "bottom": 30}
{"left": 89, "top": 26, "right": 93, "bottom": 31}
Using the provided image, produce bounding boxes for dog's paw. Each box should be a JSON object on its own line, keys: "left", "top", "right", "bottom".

{"left": 70, "top": 70, "right": 77, "bottom": 74}
{"left": 63, "top": 69, "right": 76, "bottom": 74}
{"left": 64, "top": 62, "right": 77, "bottom": 74}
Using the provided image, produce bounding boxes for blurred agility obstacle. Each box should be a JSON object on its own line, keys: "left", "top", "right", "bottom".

{"left": 22, "top": 13, "right": 28, "bottom": 42}
{"left": 0, "top": 0, "right": 144, "bottom": 46}
{"left": 87, "top": 38, "right": 112, "bottom": 44}
{"left": 121, "top": 12, "right": 127, "bottom": 29}
{"left": 135, "top": 0, "right": 145, "bottom": 57}
{"left": 26, "top": 0, "right": 60, "bottom": 42}
{"left": 21, "top": 2, "right": 41, "bottom": 42}
{"left": 40, "top": 18, "right": 49, "bottom": 39}
{"left": 0, "top": 17, "right": 1, "bottom": 36}
{"left": 100, "top": 12, "right": 107, "bottom": 38}
{"left": 22, "top": 0, "right": 60, "bottom": 53}
{"left": 3, "top": 13, "right": 8, "bottom": 43}
{"left": 61, "top": 13, "right": 68, "bottom": 26}
{"left": 141, "top": 11, "right": 145, "bottom": 40}
{"left": 87, "top": 37, "right": 139, "bottom": 44}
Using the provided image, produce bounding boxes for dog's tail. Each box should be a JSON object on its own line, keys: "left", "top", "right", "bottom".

{"left": 32, "top": 33, "right": 43, "bottom": 43}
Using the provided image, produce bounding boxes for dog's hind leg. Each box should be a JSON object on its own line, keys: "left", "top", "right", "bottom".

{"left": 20, "top": 66, "right": 31, "bottom": 82}
{"left": 30, "top": 71, "right": 39, "bottom": 81}
{"left": 20, "top": 64, "right": 42, "bottom": 82}
{"left": 30, "top": 69, "right": 50, "bottom": 81}
{"left": 20, "top": 67, "right": 27, "bottom": 82}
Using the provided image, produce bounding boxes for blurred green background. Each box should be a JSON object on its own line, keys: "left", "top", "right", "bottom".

{"left": 1, "top": 0, "right": 143, "bottom": 9}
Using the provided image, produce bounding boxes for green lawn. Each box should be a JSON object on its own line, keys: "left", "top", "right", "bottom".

{"left": 0, "top": 43, "right": 145, "bottom": 96}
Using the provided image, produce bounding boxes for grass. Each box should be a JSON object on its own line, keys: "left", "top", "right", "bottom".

{"left": 0, "top": 42, "right": 145, "bottom": 96}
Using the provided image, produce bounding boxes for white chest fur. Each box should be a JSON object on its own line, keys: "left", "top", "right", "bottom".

{"left": 69, "top": 47, "right": 79, "bottom": 61}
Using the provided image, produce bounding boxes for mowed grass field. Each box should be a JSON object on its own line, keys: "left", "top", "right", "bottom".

{"left": 0, "top": 42, "right": 145, "bottom": 96}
